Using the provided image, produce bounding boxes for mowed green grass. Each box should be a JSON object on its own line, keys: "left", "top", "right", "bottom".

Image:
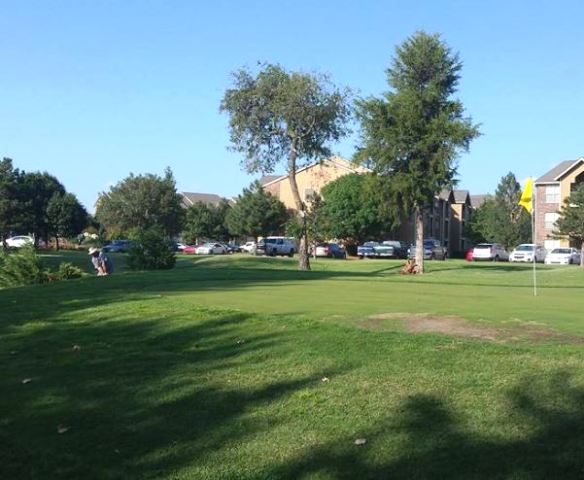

{"left": 2, "top": 252, "right": 584, "bottom": 479}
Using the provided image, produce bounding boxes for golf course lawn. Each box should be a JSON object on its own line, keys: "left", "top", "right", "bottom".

{"left": 2, "top": 252, "right": 584, "bottom": 479}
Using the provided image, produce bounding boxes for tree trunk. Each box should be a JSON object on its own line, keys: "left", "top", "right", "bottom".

{"left": 55, "top": 235, "right": 60, "bottom": 251}
{"left": 415, "top": 205, "right": 425, "bottom": 274}
{"left": 287, "top": 144, "right": 310, "bottom": 271}
{"left": 580, "top": 241, "right": 584, "bottom": 268}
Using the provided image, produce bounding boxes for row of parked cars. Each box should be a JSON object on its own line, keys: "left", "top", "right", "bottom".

{"left": 468, "top": 243, "right": 582, "bottom": 265}
{"left": 357, "top": 239, "right": 449, "bottom": 260}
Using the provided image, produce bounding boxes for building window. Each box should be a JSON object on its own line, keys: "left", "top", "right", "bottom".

{"left": 545, "top": 185, "right": 560, "bottom": 203}
{"left": 544, "top": 212, "right": 559, "bottom": 230}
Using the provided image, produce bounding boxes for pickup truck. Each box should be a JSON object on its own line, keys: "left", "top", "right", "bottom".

{"left": 357, "top": 241, "right": 379, "bottom": 259}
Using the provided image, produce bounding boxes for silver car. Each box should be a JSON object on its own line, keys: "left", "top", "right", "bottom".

{"left": 472, "top": 243, "right": 509, "bottom": 261}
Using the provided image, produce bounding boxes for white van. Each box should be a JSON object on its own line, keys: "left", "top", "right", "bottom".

{"left": 256, "top": 236, "right": 296, "bottom": 257}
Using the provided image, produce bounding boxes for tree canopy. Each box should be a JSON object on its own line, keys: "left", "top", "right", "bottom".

{"left": 220, "top": 63, "right": 352, "bottom": 270}
{"left": 95, "top": 168, "right": 184, "bottom": 237}
{"left": 225, "top": 181, "right": 289, "bottom": 240}
{"left": 554, "top": 183, "right": 584, "bottom": 267}
{"left": 469, "top": 173, "right": 531, "bottom": 249}
{"left": 355, "top": 31, "right": 480, "bottom": 272}
{"left": 319, "top": 174, "right": 390, "bottom": 244}
{"left": 183, "top": 201, "right": 231, "bottom": 244}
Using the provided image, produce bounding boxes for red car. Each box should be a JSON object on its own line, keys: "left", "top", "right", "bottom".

{"left": 465, "top": 248, "right": 474, "bottom": 261}
{"left": 182, "top": 245, "right": 199, "bottom": 254}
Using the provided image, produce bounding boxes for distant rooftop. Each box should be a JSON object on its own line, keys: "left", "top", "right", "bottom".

{"left": 535, "top": 159, "right": 582, "bottom": 183}
{"left": 470, "top": 194, "right": 491, "bottom": 208}
{"left": 181, "top": 192, "right": 225, "bottom": 207}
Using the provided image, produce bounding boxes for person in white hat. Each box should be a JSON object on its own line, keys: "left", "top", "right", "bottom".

{"left": 88, "top": 247, "right": 113, "bottom": 276}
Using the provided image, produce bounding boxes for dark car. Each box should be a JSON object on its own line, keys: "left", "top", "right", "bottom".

{"left": 313, "top": 242, "right": 346, "bottom": 259}
{"left": 102, "top": 239, "right": 134, "bottom": 253}
{"left": 408, "top": 239, "right": 448, "bottom": 260}
{"left": 376, "top": 240, "right": 409, "bottom": 259}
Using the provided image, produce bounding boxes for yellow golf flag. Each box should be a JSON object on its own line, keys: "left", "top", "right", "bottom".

{"left": 519, "top": 178, "right": 533, "bottom": 213}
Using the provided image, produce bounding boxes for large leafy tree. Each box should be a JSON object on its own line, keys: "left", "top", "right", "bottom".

{"left": 183, "top": 201, "right": 231, "bottom": 244}
{"left": 225, "top": 181, "right": 289, "bottom": 240}
{"left": 46, "top": 192, "right": 88, "bottom": 249}
{"left": 469, "top": 173, "right": 531, "bottom": 249}
{"left": 0, "top": 158, "right": 22, "bottom": 245}
{"left": 220, "top": 63, "right": 351, "bottom": 270}
{"left": 355, "top": 31, "right": 480, "bottom": 272}
{"left": 319, "top": 174, "right": 391, "bottom": 244}
{"left": 95, "top": 168, "right": 184, "bottom": 237}
{"left": 554, "top": 183, "right": 584, "bottom": 267}
{"left": 18, "top": 171, "right": 66, "bottom": 245}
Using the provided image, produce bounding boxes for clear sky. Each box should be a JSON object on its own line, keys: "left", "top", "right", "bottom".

{"left": 2, "top": 0, "right": 583, "bottom": 211}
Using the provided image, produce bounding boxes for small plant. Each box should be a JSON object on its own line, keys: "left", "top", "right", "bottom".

{"left": 57, "top": 262, "right": 86, "bottom": 280}
{"left": 0, "top": 246, "right": 51, "bottom": 287}
{"left": 127, "top": 227, "right": 176, "bottom": 270}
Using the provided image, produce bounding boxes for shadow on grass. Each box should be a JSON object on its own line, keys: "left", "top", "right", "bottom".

{"left": 1, "top": 310, "right": 346, "bottom": 479}
{"left": 265, "top": 370, "right": 584, "bottom": 479}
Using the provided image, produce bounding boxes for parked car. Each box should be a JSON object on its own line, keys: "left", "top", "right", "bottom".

{"left": 196, "top": 242, "right": 228, "bottom": 255}
{"left": 472, "top": 243, "right": 509, "bottom": 262}
{"left": 465, "top": 248, "right": 474, "bottom": 261}
{"left": 241, "top": 241, "right": 256, "bottom": 253}
{"left": 357, "top": 241, "right": 379, "bottom": 259}
{"left": 5, "top": 235, "right": 34, "bottom": 248}
{"left": 408, "top": 239, "right": 448, "bottom": 260}
{"left": 256, "top": 237, "right": 296, "bottom": 257}
{"left": 509, "top": 244, "right": 547, "bottom": 263}
{"left": 224, "top": 243, "right": 241, "bottom": 253}
{"left": 313, "top": 242, "right": 346, "bottom": 259}
{"left": 544, "top": 247, "right": 581, "bottom": 265}
{"left": 376, "top": 240, "right": 409, "bottom": 259}
{"left": 182, "top": 245, "right": 200, "bottom": 254}
{"left": 175, "top": 242, "right": 187, "bottom": 251}
{"left": 102, "top": 240, "right": 134, "bottom": 253}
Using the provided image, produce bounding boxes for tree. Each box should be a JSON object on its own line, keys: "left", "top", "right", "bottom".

{"left": 355, "top": 31, "right": 480, "bottom": 272}
{"left": 0, "top": 158, "right": 21, "bottom": 245}
{"left": 469, "top": 173, "right": 531, "bottom": 249}
{"left": 46, "top": 192, "right": 88, "bottom": 250}
{"left": 221, "top": 63, "right": 351, "bottom": 270}
{"left": 95, "top": 168, "right": 184, "bottom": 237}
{"left": 18, "top": 171, "right": 66, "bottom": 245}
{"left": 319, "top": 174, "right": 392, "bottom": 245}
{"left": 183, "top": 200, "right": 231, "bottom": 244}
{"left": 225, "top": 181, "right": 289, "bottom": 240}
{"left": 554, "top": 183, "right": 584, "bottom": 267}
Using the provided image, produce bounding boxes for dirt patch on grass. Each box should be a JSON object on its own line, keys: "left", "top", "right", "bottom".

{"left": 363, "top": 313, "right": 584, "bottom": 344}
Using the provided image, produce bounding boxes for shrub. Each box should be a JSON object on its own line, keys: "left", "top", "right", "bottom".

{"left": 57, "top": 262, "right": 86, "bottom": 280}
{"left": 127, "top": 228, "right": 176, "bottom": 270}
{"left": 0, "top": 246, "right": 51, "bottom": 287}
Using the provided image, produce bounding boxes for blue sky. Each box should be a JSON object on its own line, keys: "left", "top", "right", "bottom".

{"left": 2, "top": 0, "right": 583, "bottom": 211}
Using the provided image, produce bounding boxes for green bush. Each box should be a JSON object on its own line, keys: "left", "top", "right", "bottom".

{"left": 57, "top": 262, "right": 86, "bottom": 280}
{"left": 0, "top": 246, "right": 51, "bottom": 287}
{"left": 127, "top": 228, "right": 176, "bottom": 270}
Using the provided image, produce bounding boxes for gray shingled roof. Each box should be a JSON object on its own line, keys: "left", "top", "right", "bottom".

{"left": 452, "top": 190, "right": 470, "bottom": 203}
{"left": 535, "top": 160, "right": 578, "bottom": 183}
{"left": 470, "top": 194, "right": 491, "bottom": 208}
{"left": 259, "top": 175, "right": 284, "bottom": 186}
{"left": 181, "top": 192, "right": 224, "bottom": 207}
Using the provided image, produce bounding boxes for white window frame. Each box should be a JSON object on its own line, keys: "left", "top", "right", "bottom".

{"left": 544, "top": 212, "right": 559, "bottom": 230}
{"left": 545, "top": 185, "right": 560, "bottom": 204}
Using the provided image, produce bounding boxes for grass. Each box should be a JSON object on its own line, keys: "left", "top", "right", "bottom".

{"left": 2, "top": 252, "right": 584, "bottom": 479}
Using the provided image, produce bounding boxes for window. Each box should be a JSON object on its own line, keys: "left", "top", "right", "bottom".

{"left": 545, "top": 185, "right": 560, "bottom": 203}
{"left": 544, "top": 212, "right": 559, "bottom": 230}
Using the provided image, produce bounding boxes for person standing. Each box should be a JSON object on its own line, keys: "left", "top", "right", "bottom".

{"left": 88, "top": 247, "right": 113, "bottom": 275}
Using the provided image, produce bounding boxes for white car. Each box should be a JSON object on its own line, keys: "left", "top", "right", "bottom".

{"left": 509, "top": 244, "right": 547, "bottom": 263}
{"left": 472, "top": 243, "right": 509, "bottom": 261}
{"left": 241, "top": 241, "right": 256, "bottom": 253}
{"left": 544, "top": 248, "right": 581, "bottom": 265}
{"left": 5, "top": 235, "right": 34, "bottom": 248}
{"left": 196, "top": 242, "right": 228, "bottom": 255}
